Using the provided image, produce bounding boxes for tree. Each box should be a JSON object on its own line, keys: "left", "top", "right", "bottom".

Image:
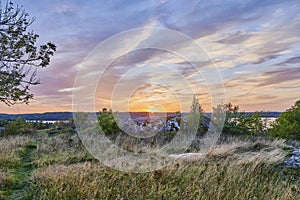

{"left": 98, "top": 109, "right": 120, "bottom": 135}
{"left": 222, "top": 103, "right": 265, "bottom": 135}
{"left": 0, "top": 0, "right": 56, "bottom": 105}
{"left": 211, "top": 103, "right": 226, "bottom": 132}
{"left": 269, "top": 100, "right": 300, "bottom": 140}
{"left": 226, "top": 102, "right": 239, "bottom": 113}
{"left": 190, "top": 95, "right": 203, "bottom": 113}
{"left": 188, "top": 95, "right": 205, "bottom": 134}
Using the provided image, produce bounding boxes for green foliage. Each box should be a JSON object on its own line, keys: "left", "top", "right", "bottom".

{"left": 31, "top": 121, "right": 53, "bottom": 130}
{"left": 98, "top": 109, "right": 120, "bottom": 135}
{"left": 3, "top": 118, "right": 35, "bottom": 136}
{"left": 0, "top": 118, "right": 8, "bottom": 126}
{"left": 269, "top": 100, "right": 300, "bottom": 140}
{"left": 224, "top": 112, "right": 266, "bottom": 135}
{"left": 0, "top": 0, "right": 56, "bottom": 106}
{"left": 220, "top": 103, "right": 266, "bottom": 135}
{"left": 53, "top": 120, "right": 75, "bottom": 130}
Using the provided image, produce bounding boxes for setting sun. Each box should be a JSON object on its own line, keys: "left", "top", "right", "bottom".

{"left": 149, "top": 104, "right": 165, "bottom": 113}
{"left": 125, "top": 83, "right": 182, "bottom": 113}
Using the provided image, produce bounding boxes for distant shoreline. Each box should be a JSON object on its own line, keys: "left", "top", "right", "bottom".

{"left": 0, "top": 111, "right": 282, "bottom": 121}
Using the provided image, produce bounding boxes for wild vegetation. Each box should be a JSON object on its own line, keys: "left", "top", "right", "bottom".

{"left": 0, "top": 130, "right": 299, "bottom": 199}
{"left": 269, "top": 100, "right": 300, "bottom": 140}
{"left": 0, "top": 99, "right": 300, "bottom": 199}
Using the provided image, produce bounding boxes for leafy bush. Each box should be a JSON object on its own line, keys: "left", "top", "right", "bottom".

{"left": 3, "top": 118, "right": 35, "bottom": 136}
{"left": 269, "top": 100, "right": 300, "bottom": 140}
{"left": 223, "top": 112, "right": 266, "bottom": 135}
{"left": 217, "top": 103, "right": 266, "bottom": 135}
{"left": 0, "top": 119, "right": 8, "bottom": 127}
{"left": 98, "top": 110, "right": 120, "bottom": 135}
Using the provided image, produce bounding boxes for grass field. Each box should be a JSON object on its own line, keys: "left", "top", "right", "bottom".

{"left": 0, "top": 132, "right": 299, "bottom": 200}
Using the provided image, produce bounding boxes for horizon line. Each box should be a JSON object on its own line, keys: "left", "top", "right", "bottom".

{"left": 0, "top": 110, "right": 284, "bottom": 115}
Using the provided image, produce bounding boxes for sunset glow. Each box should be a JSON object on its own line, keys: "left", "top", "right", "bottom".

{"left": 1, "top": 0, "right": 300, "bottom": 114}
{"left": 126, "top": 83, "right": 182, "bottom": 113}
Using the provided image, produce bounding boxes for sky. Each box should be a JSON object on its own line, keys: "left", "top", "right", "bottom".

{"left": 1, "top": 0, "right": 300, "bottom": 114}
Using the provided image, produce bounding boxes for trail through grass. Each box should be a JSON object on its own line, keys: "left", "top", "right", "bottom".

{"left": 2, "top": 141, "right": 37, "bottom": 200}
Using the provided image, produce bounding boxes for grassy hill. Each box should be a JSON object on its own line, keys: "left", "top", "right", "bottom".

{"left": 0, "top": 131, "right": 299, "bottom": 199}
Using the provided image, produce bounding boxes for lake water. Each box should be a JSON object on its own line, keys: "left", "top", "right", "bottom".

{"left": 262, "top": 117, "right": 276, "bottom": 128}
{"left": 26, "top": 120, "right": 69, "bottom": 124}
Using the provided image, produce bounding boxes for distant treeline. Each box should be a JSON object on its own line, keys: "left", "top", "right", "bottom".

{"left": 0, "top": 111, "right": 282, "bottom": 121}
{"left": 203, "top": 112, "right": 282, "bottom": 118}
{"left": 0, "top": 112, "right": 73, "bottom": 121}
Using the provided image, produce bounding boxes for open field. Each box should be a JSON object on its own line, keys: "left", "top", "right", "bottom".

{"left": 0, "top": 131, "right": 299, "bottom": 200}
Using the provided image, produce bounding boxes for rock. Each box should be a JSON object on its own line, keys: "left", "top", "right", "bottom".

{"left": 169, "top": 153, "right": 204, "bottom": 162}
{"left": 285, "top": 147, "right": 300, "bottom": 167}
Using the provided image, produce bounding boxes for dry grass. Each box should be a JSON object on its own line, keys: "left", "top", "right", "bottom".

{"left": 171, "top": 137, "right": 287, "bottom": 165}
{"left": 1, "top": 133, "right": 299, "bottom": 199}
{"left": 0, "top": 170, "right": 8, "bottom": 187}
{"left": 0, "top": 136, "right": 31, "bottom": 155}
{"left": 31, "top": 133, "right": 92, "bottom": 167}
{"left": 26, "top": 136, "right": 299, "bottom": 200}
{"left": 210, "top": 138, "right": 286, "bottom": 163}
{"left": 0, "top": 136, "right": 31, "bottom": 171}
{"left": 29, "top": 157, "right": 299, "bottom": 200}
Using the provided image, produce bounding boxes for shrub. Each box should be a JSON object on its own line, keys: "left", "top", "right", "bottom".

{"left": 269, "top": 100, "right": 300, "bottom": 140}
{"left": 223, "top": 112, "right": 266, "bottom": 135}
{"left": 3, "top": 118, "right": 35, "bottom": 136}
{"left": 216, "top": 103, "right": 266, "bottom": 135}
{"left": 0, "top": 119, "right": 8, "bottom": 127}
{"left": 98, "top": 110, "right": 120, "bottom": 135}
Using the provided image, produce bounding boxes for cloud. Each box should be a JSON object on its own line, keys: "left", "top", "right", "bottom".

{"left": 157, "top": 0, "right": 286, "bottom": 38}
{"left": 258, "top": 68, "right": 300, "bottom": 87}
{"left": 276, "top": 56, "right": 300, "bottom": 66}
{"left": 224, "top": 67, "right": 300, "bottom": 89}
{"left": 215, "top": 31, "right": 252, "bottom": 44}
{"left": 5, "top": 0, "right": 300, "bottom": 113}
{"left": 254, "top": 95, "right": 278, "bottom": 100}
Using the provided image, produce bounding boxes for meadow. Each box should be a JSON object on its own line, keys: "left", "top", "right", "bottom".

{"left": 0, "top": 129, "right": 299, "bottom": 200}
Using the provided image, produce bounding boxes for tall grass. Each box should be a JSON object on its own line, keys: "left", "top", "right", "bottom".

{"left": 28, "top": 157, "right": 299, "bottom": 200}
{"left": 1, "top": 133, "right": 299, "bottom": 199}
{"left": 0, "top": 136, "right": 31, "bottom": 170}
{"left": 0, "top": 136, "right": 32, "bottom": 198}
{"left": 31, "top": 132, "right": 93, "bottom": 167}
{"left": 26, "top": 136, "right": 299, "bottom": 200}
